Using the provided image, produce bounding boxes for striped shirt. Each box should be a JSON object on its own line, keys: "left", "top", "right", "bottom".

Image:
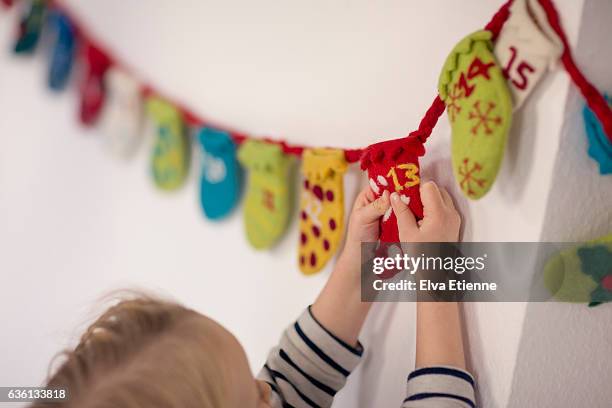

{"left": 258, "top": 307, "right": 476, "bottom": 408}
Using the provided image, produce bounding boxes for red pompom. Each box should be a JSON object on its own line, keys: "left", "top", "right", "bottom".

{"left": 360, "top": 136, "right": 425, "bottom": 242}
{"left": 79, "top": 44, "right": 111, "bottom": 126}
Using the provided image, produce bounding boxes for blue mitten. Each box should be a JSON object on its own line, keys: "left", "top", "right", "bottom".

{"left": 48, "top": 12, "right": 76, "bottom": 91}
{"left": 197, "top": 128, "right": 241, "bottom": 220}
{"left": 583, "top": 94, "right": 612, "bottom": 175}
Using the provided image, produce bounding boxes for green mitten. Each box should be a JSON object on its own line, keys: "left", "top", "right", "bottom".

{"left": 544, "top": 234, "right": 612, "bottom": 307}
{"left": 146, "top": 97, "right": 190, "bottom": 191}
{"left": 439, "top": 30, "right": 513, "bottom": 199}
{"left": 237, "top": 141, "right": 293, "bottom": 249}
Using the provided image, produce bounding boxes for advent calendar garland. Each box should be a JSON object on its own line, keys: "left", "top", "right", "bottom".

{"left": 4, "top": 0, "right": 612, "bottom": 274}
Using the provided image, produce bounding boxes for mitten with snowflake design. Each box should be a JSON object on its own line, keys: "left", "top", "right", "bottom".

{"left": 439, "top": 30, "right": 513, "bottom": 199}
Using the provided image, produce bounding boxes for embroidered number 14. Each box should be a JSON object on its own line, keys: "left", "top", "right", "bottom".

{"left": 386, "top": 163, "right": 420, "bottom": 191}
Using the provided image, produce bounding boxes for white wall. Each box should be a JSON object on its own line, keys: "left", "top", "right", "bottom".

{"left": 509, "top": 1, "right": 612, "bottom": 406}
{"left": 0, "top": 1, "right": 594, "bottom": 407}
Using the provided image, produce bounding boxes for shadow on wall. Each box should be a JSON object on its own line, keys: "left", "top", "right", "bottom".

{"left": 496, "top": 82, "right": 538, "bottom": 201}
{"left": 508, "top": 0, "right": 612, "bottom": 406}
{"left": 421, "top": 140, "right": 474, "bottom": 241}
{"left": 354, "top": 302, "right": 400, "bottom": 408}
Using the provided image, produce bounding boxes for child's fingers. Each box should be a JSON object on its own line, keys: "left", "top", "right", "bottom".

{"left": 420, "top": 181, "right": 445, "bottom": 218}
{"left": 365, "top": 184, "right": 377, "bottom": 203}
{"left": 353, "top": 186, "right": 371, "bottom": 210}
{"left": 439, "top": 187, "right": 456, "bottom": 210}
{"left": 356, "top": 190, "right": 390, "bottom": 222}
{"left": 391, "top": 192, "right": 419, "bottom": 239}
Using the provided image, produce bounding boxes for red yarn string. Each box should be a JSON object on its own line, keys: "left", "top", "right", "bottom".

{"left": 485, "top": 0, "right": 514, "bottom": 41}
{"left": 537, "top": 0, "right": 612, "bottom": 144}
{"left": 10, "top": 0, "right": 607, "bottom": 162}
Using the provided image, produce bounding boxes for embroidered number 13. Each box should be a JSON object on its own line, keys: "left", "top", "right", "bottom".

{"left": 386, "top": 163, "right": 420, "bottom": 191}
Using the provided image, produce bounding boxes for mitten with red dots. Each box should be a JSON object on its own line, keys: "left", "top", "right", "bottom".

{"left": 298, "top": 149, "right": 348, "bottom": 275}
{"left": 360, "top": 137, "right": 425, "bottom": 243}
{"left": 79, "top": 44, "right": 111, "bottom": 126}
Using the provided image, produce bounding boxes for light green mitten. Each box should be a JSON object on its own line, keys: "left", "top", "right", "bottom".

{"left": 146, "top": 97, "right": 190, "bottom": 191}
{"left": 237, "top": 141, "right": 293, "bottom": 249}
{"left": 544, "top": 234, "right": 612, "bottom": 307}
{"left": 439, "top": 30, "right": 513, "bottom": 199}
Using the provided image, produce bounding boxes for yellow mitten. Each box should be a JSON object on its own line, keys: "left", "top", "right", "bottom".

{"left": 146, "top": 97, "right": 190, "bottom": 191}
{"left": 298, "top": 149, "right": 348, "bottom": 275}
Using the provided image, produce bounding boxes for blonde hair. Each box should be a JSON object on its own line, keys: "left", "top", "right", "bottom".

{"left": 31, "top": 295, "right": 231, "bottom": 408}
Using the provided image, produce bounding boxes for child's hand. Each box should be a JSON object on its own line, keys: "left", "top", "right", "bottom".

{"left": 343, "top": 186, "right": 391, "bottom": 252}
{"left": 313, "top": 186, "right": 391, "bottom": 346}
{"left": 391, "top": 181, "right": 461, "bottom": 242}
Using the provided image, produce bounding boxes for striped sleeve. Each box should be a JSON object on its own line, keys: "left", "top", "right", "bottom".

{"left": 402, "top": 366, "right": 476, "bottom": 408}
{"left": 257, "top": 306, "right": 363, "bottom": 408}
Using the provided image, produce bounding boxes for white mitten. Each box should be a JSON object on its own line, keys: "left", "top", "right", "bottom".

{"left": 100, "top": 68, "right": 144, "bottom": 158}
{"left": 494, "top": 0, "right": 562, "bottom": 109}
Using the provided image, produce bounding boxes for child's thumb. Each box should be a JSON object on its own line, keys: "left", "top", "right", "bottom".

{"left": 358, "top": 190, "right": 390, "bottom": 223}
{"left": 390, "top": 192, "right": 418, "bottom": 240}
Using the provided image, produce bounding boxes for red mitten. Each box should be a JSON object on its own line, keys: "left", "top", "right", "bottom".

{"left": 79, "top": 44, "right": 111, "bottom": 126}
{"left": 360, "top": 137, "right": 425, "bottom": 242}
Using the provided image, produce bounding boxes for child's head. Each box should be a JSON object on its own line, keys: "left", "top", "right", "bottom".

{"left": 33, "top": 296, "right": 271, "bottom": 408}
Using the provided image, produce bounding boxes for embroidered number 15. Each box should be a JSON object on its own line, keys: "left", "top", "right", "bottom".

{"left": 503, "top": 46, "right": 535, "bottom": 90}
{"left": 386, "top": 163, "right": 420, "bottom": 191}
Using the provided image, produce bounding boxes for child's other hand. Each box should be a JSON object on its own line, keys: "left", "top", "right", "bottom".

{"left": 391, "top": 181, "right": 461, "bottom": 243}
{"left": 346, "top": 186, "right": 391, "bottom": 246}
{"left": 338, "top": 186, "right": 390, "bottom": 261}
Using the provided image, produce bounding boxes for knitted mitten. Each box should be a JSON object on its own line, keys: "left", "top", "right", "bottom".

{"left": 197, "top": 128, "right": 241, "bottom": 220}
{"left": 298, "top": 149, "right": 348, "bottom": 275}
{"left": 360, "top": 137, "right": 425, "bottom": 242}
{"left": 79, "top": 44, "right": 111, "bottom": 126}
{"left": 544, "top": 234, "right": 612, "bottom": 307}
{"left": 13, "top": 0, "right": 45, "bottom": 54}
{"left": 238, "top": 141, "right": 293, "bottom": 249}
{"left": 48, "top": 12, "right": 76, "bottom": 91}
{"left": 494, "top": 0, "right": 562, "bottom": 109}
{"left": 439, "top": 30, "right": 513, "bottom": 199}
{"left": 146, "top": 97, "right": 190, "bottom": 191}
{"left": 583, "top": 95, "right": 612, "bottom": 175}
{"left": 100, "top": 69, "right": 144, "bottom": 158}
